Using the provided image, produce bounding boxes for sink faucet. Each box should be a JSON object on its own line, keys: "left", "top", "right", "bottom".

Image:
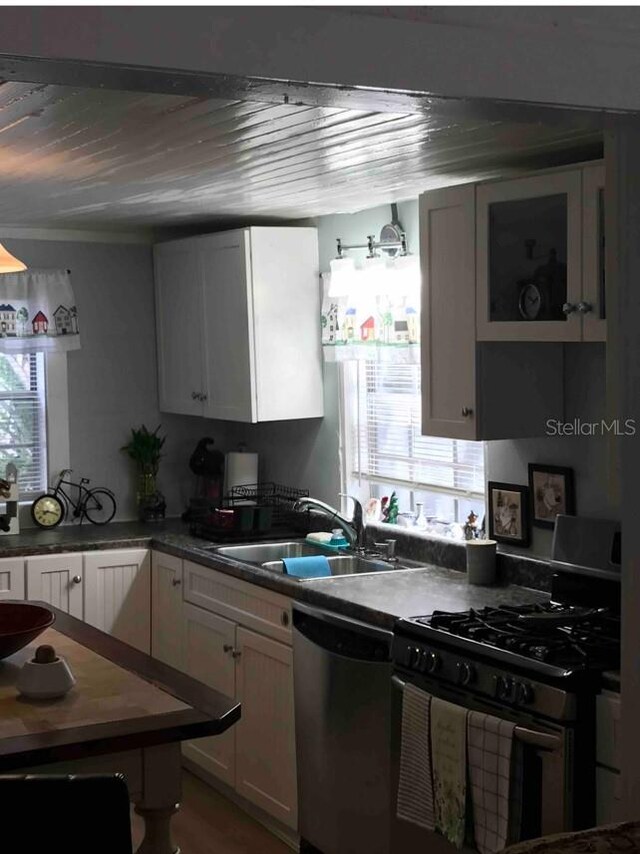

{"left": 293, "top": 494, "right": 366, "bottom": 552}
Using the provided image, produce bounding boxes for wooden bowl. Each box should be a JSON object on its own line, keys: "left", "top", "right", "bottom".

{"left": 0, "top": 603, "right": 55, "bottom": 660}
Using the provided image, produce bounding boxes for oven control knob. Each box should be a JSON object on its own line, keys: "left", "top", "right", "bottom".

{"left": 515, "top": 682, "right": 535, "bottom": 705}
{"left": 456, "top": 661, "right": 476, "bottom": 686}
{"left": 495, "top": 676, "right": 514, "bottom": 701}
{"left": 425, "top": 651, "right": 441, "bottom": 674}
{"left": 407, "top": 646, "right": 421, "bottom": 670}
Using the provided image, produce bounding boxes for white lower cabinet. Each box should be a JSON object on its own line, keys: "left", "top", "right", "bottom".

{"left": 25, "top": 548, "right": 152, "bottom": 652}
{"left": 235, "top": 626, "right": 297, "bottom": 829}
{"left": 182, "top": 602, "right": 237, "bottom": 787}
{"left": 83, "top": 549, "right": 151, "bottom": 653}
{"left": 0, "top": 557, "right": 25, "bottom": 600}
{"left": 151, "top": 550, "right": 298, "bottom": 830}
{"left": 26, "top": 553, "right": 84, "bottom": 617}
{"left": 151, "top": 551, "right": 184, "bottom": 670}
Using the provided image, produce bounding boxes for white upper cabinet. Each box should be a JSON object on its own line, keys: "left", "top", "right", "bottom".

{"left": 420, "top": 184, "right": 478, "bottom": 440}
{"left": 475, "top": 162, "right": 605, "bottom": 342}
{"left": 154, "top": 226, "right": 324, "bottom": 423}
{"left": 154, "top": 239, "right": 205, "bottom": 416}
{"left": 582, "top": 163, "right": 606, "bottom": 342}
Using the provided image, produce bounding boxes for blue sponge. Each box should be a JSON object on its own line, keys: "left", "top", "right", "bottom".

{"left": 282, "top": 555, "right": 332, "bottom": 579}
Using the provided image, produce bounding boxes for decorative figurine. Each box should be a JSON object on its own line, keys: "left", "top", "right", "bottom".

{"left": 384, "top": 491, "right": 399, "bottom": 525}
{"left": 463, "top": 510, "right": 479, "bottom": 541}
{"left": 0, "top": 463, "right": 19, "bottom": 535}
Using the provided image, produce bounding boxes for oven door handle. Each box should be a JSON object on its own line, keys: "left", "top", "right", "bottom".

{"left": 391, "top": 675, "right": 561, "bottom": 752}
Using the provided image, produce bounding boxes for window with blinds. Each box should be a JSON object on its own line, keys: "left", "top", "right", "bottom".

{"left": 343, "top": 360, "right": 485, "bottom": 525}
{"left": 0, "top": 353, "right": 47, "bottom": 497}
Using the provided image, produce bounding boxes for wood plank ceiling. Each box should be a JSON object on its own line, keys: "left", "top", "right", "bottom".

{"left": 0, "top": 80, "right": 601, "bottom": 230}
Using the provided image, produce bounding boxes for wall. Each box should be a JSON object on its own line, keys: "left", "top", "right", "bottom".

{"left": 304, "top": 198, "right": 618, "bottom": 558}
{"left": 2, "top": 236, "right": 244, "bottom": 521}
{"left": 4, "top": 205, "right": 618, "bottom": 550}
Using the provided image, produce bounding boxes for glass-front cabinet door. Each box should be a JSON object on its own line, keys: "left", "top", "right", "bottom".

{"left": 476, "top": 170, "right": 583, "bottom": 341}
{"left": 582, "top": 163, "right": 606, "bottom": 342}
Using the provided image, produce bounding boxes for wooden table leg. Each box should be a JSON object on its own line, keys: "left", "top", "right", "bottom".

{"left": 134, "top": 743, "right": 182, "bottom": 854}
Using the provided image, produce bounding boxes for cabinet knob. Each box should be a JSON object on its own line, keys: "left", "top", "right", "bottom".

{"left": 223, "top": 644, "right": 234, "bottom": 653}
{"left": 577, "top": 301, "right": 593, "bottom": 314}
{"left": 461, "top": 407, "right": 473, "bottom": 418}
{"left": 232, "top": 649, "right": 242, "bottom": 659}
{"left": 191, "top": 391, "right": 198, "bottom": 400}
{"left": 562, "top": 302, "right": 577, "bottom": 315}
{"left": 72, "top": 575, "right": 82, "bottom": 584}
{"left": 171, "top": 578, "right": 182, "bottom": 587}
{"left": 200, "top": 393, "right": 207, "bottom": 402}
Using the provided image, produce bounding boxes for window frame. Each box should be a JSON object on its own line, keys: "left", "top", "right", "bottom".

{"left": 338, "top": 360, "right": 486, "bottom": 527}
{"left": 0, "top": 351, "right": 70, "bottom": 503}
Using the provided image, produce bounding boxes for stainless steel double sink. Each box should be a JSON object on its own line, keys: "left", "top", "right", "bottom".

{"left": 202, "top": 540, "right": 397, "bottom": 579}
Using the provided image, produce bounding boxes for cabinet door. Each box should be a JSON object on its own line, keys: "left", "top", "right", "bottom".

{"left": 235, "top": 626, "right": 297, "bottom": 829}
{"left": 151, "top": 551, "right": 183, "bottom": 669}
{"left": 250, "top": 227, "right": 323, "bottom": 421}
{"left": 476, "top": 170, "right": 583, "bottom": 341}
{"left": 154, "top": 239, "right": 205, "bottom": 416}
{"left": 420, "top": 184, "right": 478, "bottom": 440}
{"left": 83, "top": 549, "right": 151, "bottom": 653}
{"left": 200, "top": 230, "right": 256, "bottom": 422}
{"left": 0, "top": 557, "right": 24, "bottom": 600}
{"left": 26, "top": 553, "right": 83, "bottom": 617}
{"left": 582, "top": 163, "right": 606, "bottom": 342}
{"left": 182, "top": 602, "right": 237, "bottom": 786}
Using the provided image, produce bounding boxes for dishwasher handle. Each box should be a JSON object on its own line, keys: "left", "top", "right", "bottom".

{"left": 293, "top": 604, "right": 393, "bottom": 662}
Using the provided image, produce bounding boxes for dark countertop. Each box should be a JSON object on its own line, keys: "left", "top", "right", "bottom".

{"left": 0, "top": 519, "right": 179, "bottom": 556}
{"left": 0, "top": 520, "right": 550, "bottom": 630}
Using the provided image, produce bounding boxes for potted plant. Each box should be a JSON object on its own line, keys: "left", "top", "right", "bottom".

{"left": 121, "top": 425, "right": 166, "bottom": 521}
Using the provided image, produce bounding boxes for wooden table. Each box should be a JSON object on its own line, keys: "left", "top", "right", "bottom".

{"left": 0, "top": 604, "right": 240, "bottom": 854}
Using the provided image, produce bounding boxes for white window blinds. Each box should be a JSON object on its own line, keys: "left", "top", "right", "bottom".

{"left": 0, "top": 353, "right": 47, "bottom": 496}
{"left": 345, "top": 360, "right": 484, "bottom": 500}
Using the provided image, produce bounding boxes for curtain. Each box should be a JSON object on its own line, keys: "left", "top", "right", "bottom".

{"left": 0, "top": 270, "right": 80, "bottom": 353}
{"left": 320, "top": 269, "right": 420, "bottom": 364}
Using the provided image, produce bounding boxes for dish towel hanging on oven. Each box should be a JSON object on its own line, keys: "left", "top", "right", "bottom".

{"left": 467, "top": 710, "right": 524, "bottom": 854}
{"left": 396, "top": 683, "right": 435, "bottom": 830}
{"left": 431, "top": 698, "right": 468, "bottom": 848}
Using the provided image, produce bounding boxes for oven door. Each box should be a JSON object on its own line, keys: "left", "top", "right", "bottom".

{"left": 390, "top": 672, "right": 575, "bottom": 854}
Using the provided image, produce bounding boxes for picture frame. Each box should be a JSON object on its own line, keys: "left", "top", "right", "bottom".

{"left": 487, "top": 481, "right": 530, "bottom": 546}
{"left": 528, "top": 464, "right": 575, "bottom": 530}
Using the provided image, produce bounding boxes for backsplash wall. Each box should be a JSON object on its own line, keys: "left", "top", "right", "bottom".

{"left": 304, "top": 199, "right": 619, "bottom": 558}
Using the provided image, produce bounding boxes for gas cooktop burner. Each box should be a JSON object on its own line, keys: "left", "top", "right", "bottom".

{"left": 412, "top": 602, "right": 620, "bottom": 671}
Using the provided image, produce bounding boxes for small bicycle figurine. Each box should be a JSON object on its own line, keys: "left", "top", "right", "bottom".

{"left": 31, "top": 469, "right": 117, "bottom": 528}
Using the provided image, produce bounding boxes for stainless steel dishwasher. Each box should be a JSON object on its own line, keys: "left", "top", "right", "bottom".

{"left": 293, "top": 602, "right": 393, "bottom": 854}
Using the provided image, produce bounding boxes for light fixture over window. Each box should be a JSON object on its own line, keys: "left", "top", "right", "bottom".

{"left": 0, "top": 243, "right": 27, "bottom": 274}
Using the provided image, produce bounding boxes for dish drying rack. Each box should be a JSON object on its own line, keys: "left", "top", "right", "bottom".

{"left": 189, "top": 482, "right": 311, "bottom": 542}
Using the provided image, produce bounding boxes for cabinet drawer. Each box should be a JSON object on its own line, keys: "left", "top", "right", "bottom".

{"left": 183, "top": 560, "right": 292, "bottom": 645}
{"left": 596, "top": 691, "right": 621, "bottom": 770}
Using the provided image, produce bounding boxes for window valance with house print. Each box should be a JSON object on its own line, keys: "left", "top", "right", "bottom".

{"left": 0, "top": 270, "right": 80, "bottom": 353}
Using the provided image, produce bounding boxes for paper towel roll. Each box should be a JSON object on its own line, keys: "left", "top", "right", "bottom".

{"left": 224, "top": 451, "right": 259, "bottom": 496}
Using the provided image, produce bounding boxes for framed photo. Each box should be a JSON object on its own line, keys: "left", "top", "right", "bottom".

{"left": 487, "top": 481, "right": 530, "bottom": 546}
{"left": 528, "top": 464, "right": 575, "bottom": 529}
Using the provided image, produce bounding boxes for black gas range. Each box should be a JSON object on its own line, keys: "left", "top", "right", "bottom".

{"left": 390, "top": 568, "right": 620, "bottom": 847}
{"left": 393, "top": 569, "right": 620, "bottom": 718}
